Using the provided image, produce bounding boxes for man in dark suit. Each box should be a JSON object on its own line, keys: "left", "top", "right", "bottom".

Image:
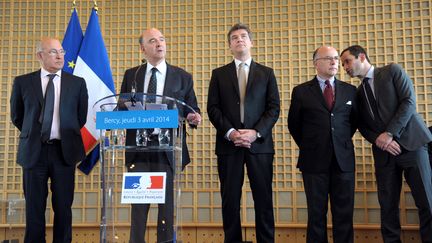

{"left": 288, "top": 46, "right": 357, "bottom": 243}
{"left": 120, "top": 28, "right": 201, "bottom": 243}
{"left": 341, "top": 45, "right": 432, "bottom": 242}
{"left": 10, "top": 37, "right": 88, "bottom": 243}
{"left": 207, "top": 23, "right": 280, "bottom": 243}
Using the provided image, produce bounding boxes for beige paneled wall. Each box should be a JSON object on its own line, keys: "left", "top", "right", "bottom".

{"left": 1, "top": 0, "right": 431, "bottom": 230}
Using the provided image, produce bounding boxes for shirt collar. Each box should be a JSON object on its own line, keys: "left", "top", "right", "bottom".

{"left": 316, "top": 75, "right": 335, "bottom": 85}
{"left": 365, "top": 65, "right": 375, "bottom": 79}
{"left": 41, "top": 68, "right": 62, "bottom": 78}
{"left": 146, "top": 61, "right": 167, "bottom": 75}
{"left": 234, "top": 57, "right": 252, "bottom": 68}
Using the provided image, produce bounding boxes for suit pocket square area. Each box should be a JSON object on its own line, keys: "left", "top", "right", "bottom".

{"left": 346, "top": 101, "right": 352, "bottom": 105}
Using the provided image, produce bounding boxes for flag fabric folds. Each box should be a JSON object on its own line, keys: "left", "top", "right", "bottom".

{"left": 62, "top": 8, "right": 83, "bottom": 74}
{"left": 62, "top": 7, "right": 99, "bottom": 174}
{"left": 71, "top": 8, "right": 116, "bottom": 174}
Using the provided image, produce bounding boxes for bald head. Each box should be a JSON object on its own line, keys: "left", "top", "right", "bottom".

{"left": 36, "top": 37, "right": 65, "bottom": 73}
{"left": 313, "top": 46, "right": 339, "bottom": 80}
{"left": 138, "top": 28, "right": 167, "bottom": 66}
{"left": 313, "top": 46, "right": 338, "bottom": 61}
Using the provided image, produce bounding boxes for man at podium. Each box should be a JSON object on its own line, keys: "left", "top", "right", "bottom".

{"left": 120, "top": 28, "right": 201, "bottom": 243}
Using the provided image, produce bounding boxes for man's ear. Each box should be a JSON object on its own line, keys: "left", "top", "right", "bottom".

{"left": 359, "top": 53, "right": 366, "bottom": 62}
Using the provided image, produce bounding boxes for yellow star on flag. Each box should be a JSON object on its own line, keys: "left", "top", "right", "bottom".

{"left": 68, "top": 60, "right": 76, "bottom": 69}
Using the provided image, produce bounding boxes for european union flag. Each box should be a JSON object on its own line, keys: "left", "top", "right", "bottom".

{"left": 62, "top": 8, "right": 83, "bottom": 74}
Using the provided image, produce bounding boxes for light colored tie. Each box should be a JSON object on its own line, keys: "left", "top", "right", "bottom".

{"left": 238, "top": 63, "right": 247, "bottom": 123}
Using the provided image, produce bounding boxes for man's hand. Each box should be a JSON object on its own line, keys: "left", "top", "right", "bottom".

{"left": 230, "top": 130, "right": 249, "bottom": 147}
{"left": 230, "top": 129, "right": 257, "bottom": 148}
{"left": 375, "top": 132, "right": 393, "bottom": 150}
{"left": 186, "top": 112, "right": 201, "bottom": 126}
{"left": 375, "top": 132, "right": 401, "bottom": 156}
{"left": 384, "top": 140, "right": 402, "bottom": 156}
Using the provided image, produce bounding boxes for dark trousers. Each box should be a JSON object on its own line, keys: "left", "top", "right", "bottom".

{"left": 128, "top": 152, "right": 174, "bottom": 243}
{"left": 23, "top": 141, "right": 75, "bottom": 243}
{"left": 302, "top": 161, "right": 355, "bottom": 243}
{"left": 375, "top": 145, "right": 432, "bottom": 243}
{"left": 217, "top": 151, "right": 275, "bottom": 243}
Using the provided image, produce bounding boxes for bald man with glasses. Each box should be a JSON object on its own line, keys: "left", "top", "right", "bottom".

{"left": 10, "top": 37, "right": 88, "bottom": 243}
{"left": 288, "top": 46, "right": 358, "bottom": 243}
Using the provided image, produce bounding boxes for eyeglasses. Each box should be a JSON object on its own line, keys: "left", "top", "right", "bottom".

{"left": 41, "top": 49, "right": 66, "bottom": 56}
{"left": 315, "top": 56, "right": 339, "bottom": 62}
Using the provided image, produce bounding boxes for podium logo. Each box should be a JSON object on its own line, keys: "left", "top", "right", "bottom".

{"left": 121, "top": 172, "right": 166, "bottom": 204}
{"left": 148, "top": 176, "right": 164, "bottom": 189}
{"left": 124, "top": 174, "right": 165, "bottom": 189}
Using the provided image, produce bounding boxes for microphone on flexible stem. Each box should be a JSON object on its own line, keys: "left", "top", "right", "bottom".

{"left": 131, "top": 58, "right": 146, "bottom": 105}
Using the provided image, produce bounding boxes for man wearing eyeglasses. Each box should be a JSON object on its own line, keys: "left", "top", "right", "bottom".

{"left": 10, "top": 37, "right": 88, "bottom": 243}
{"left": 341, "top": 45, "right": 432, "bottom": 243}
{"left": 288, "top": 46, "right": 357, "bottom": 243}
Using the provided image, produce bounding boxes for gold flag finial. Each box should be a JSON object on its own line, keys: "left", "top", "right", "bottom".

{"left": 93, "top": 1, "right": 98, "bottom": 12}
{"left": 71, "top": 0, "right": 76, "bottom": 12}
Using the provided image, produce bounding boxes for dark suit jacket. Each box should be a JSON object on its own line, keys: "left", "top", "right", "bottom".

{"left": 288, "top": 77, "right": 357, "bottom": 173}
{"left": 120, "top": 62, "right": 200, "bottom": 168}
{"left": 207, "top": 60, "right": 280, "bottom": 155}
{"left": 357, "top": 64, "right": 432, "bottom": 166}
{"left": 10, "top": 70, "right": 88, "bottom": 169}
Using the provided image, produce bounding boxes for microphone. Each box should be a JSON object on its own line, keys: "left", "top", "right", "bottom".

{"left": 131, "top": 58, "right": 146, "bottom": 104}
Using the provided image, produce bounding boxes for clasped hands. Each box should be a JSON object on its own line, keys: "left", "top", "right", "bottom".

{"left": 375, "top": 132, "right": 401, "bottom": 156}
{"left": 229, "top": 129, "right": 257, "bottom": 148}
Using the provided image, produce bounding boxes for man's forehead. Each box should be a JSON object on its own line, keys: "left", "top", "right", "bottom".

{"left": 143, "top": 30, "right": 164, "bottom": 40}
{"left": 230, "top": 29, "right": 248, "bottom": 36}
{"left": 41, "top": 39, "right": 61, "bottom": 48}
{"left": 318, "top": 49, "right": 337, "bottom": 57}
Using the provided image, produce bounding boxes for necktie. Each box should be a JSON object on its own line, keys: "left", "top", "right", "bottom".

{"left": 238, "top": 63, "right": 247, "bottom": 123}
{"left": 323, "top": 80, "right": 334, "bottom": 110}
{"left": 40, "top": 74, "right": 56, "bottom": 142}
{"left": 147, "top": 67, "right": 158, "bottom": 103}
{"left": 362, "top": 77, "right": 380, "bottom": 121}
{"left": 146, "top": 68, "right": 158, "bottom": 134}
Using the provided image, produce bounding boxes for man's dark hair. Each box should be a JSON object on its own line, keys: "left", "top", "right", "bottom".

{"left": 227, "top": 23, "right": 252, "bottom": 43}
{"left": 341, "top": 45, "right": 371, "bottom": 63}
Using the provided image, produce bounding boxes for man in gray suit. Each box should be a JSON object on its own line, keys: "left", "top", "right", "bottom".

{"left": 341, "top": 45, "right": 432, "bottom": 242}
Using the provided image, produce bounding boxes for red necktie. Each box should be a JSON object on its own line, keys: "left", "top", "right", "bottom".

{"left": 324, "top": 80, "right": 334, "bottom": 110}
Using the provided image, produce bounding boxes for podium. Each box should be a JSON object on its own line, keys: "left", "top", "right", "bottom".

{"left": 94, "top": 93, "right": 196, "bottom": 243}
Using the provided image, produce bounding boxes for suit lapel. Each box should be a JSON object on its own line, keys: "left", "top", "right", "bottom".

{"left": 228, "top": 61, "right": 240, "bottom": 98}
{"left": 333, "top": 79, "right": 343, "bottom": 108}
{"left": 373, "top": 67, "right": 383, "bottom": 107}
{"left": 163, "top": 64, "right": 180, "bottom": 97}
{"left": 308, "top": 77, "right": 328, "bottom": 110}
{"left": 136, "top": 64, "right": 147, "bottom": 93}
{"left": 32, "top": 70, "right": 44, "bottom": 106}
{"left": 245, "top": 61, "right": 256, "bottom": 97}
{"left": 60, "top": 71, "right": 71, "bottom": 110}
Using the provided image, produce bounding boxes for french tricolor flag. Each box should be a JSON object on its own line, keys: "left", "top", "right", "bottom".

{"left": 73, "top": 7, "right": 116, "bottom": 174}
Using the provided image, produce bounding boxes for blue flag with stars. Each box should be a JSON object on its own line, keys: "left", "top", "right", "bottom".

{"left": 62, "top": 8, "right": 83, "bottom": 73}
